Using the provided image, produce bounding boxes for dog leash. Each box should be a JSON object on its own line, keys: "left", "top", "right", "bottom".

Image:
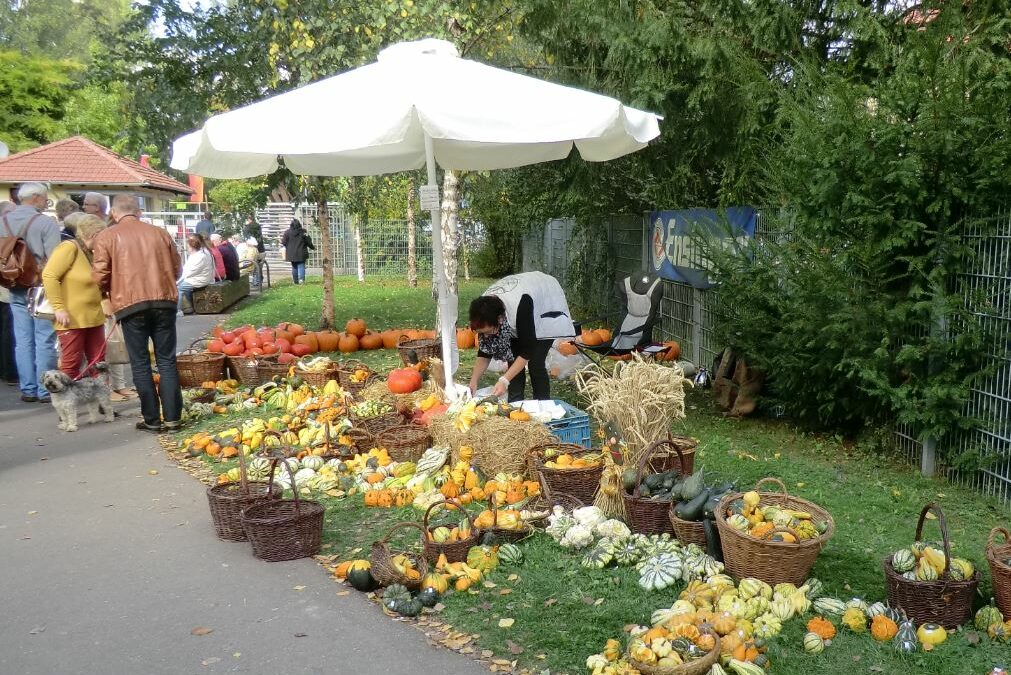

{"left": 73, "top": 319, "right": 119, "bottom": 382}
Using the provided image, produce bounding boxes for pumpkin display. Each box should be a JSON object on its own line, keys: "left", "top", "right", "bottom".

{"left": 278, "top": 321, "right": 305, "bottom": 337}
{"left": 294, "top": 333, "right": 319, "bottom": 352}
{"left": 557, "top": 341, "right": 578, "bottom": 356}
{"left": 338, "top": 332, "right": 360, "bottom": 353}
{"left": 345, "top": 318, "right": 367, "bottom": 338}
{"left": 316, "top": 330, "right": 341, "bottom": 352}
{"left": 360, "top": 332, "right": 383, "bottom": 350}
{"left": 579, "top": 330, "right": 603, "bottom": 346}
{"left": 388, "top": 367, "right": 423, "bottom": 394}
{"left": 658, "top": 340, "right": 681, "bottom": 362}
{"left": 381, "top": 330, "right": 403, "bottom": 349}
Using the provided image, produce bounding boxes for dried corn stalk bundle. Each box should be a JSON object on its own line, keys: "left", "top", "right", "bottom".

{"left": 576, "top": 355, "right": 691, "bottom": 465}
{"left": 594, "top": 453, "right": 627, "bottom": 519}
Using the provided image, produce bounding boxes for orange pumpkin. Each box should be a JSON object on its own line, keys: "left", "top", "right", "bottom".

{"left": 337, "top": 332, "right": 360, "bottom": 353}
{"left": 275, "top": 329, "right": 295, "bottom": 343}
{"left": 294, "top": 333, "right": 319, "bottom": 352}
{"left": 278, "top": 322, "right": 305, "bottom": 337}
{"left": 345, "top": 318, "right": 367, "bottom": 338}
{"left": 388, "top": 368, "right": 423, "bottom": 394}
{"left": 579, "top": 330, "right": 603, "bottom": 346}
{"left": 557, "top": 341, "right": 578, "bottom": 356}
{"left": 456, "top": 326, "right": 476, "bottom": 349}
{"left": 593, "top": 328, "right": 612, "bottom": 342}
{"left": 659, "top": 340, "right": 681, "bottom": 361}
{"left": 381, "top": 330, "right": 402, "bottom": 349}
{"left": 360, "top": 332, "right": 383, "bottom": 350}
{"left": 316, "top": 330, "right": 341, "bottom": 352}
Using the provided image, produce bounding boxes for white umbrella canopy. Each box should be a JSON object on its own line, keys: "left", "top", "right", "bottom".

{"left": 171, "top": 38, "right": 661, "bottom": 394}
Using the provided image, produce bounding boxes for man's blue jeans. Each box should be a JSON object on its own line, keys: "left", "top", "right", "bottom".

{"left": 8, "top": 289, "right": 57, "bottom": 398}
{"left": 290, "top": 261, "right": 306, "bottom": 283}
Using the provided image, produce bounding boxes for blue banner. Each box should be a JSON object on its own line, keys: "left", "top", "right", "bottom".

{"left": 648, "top": 207, "right": 757, "bottom": 289}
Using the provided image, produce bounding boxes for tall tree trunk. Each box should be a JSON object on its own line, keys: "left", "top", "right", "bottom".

{"left": 315, "top": 179, "right": 335, "bottom": 329}
{"left": 440, "top": 170, "right": 460, "bottom": 295}
{"left": 406, "top": 178, "right": 418, "bottom": 288}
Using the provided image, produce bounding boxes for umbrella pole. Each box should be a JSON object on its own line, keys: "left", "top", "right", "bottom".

{"left": 424, "top": 133, "right": 457, "bottom": 396}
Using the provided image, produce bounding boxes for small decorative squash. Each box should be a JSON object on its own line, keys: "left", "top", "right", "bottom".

{"left": 694, "top": 632, "right": 716, "bottom": 652}
{"left": 987, "top": 620, "right": 1009, "bottom": 642}
{"left": 891, "top": 548, "right": 916, "bottom": 573}
{"left": 841, "top": 607, "right": 867, "bottom": 633}
{"left": 346, "top": 560, "right": 377, "bottom": 592}
{"left": 579, "top": 330, "right": 603, "bottom": 346}
{"left": 894, "top": 620, "right": 918, "bottom": 653}
{"left": 974, "top": 603, "right": 1003, "bottom": 631}
{"left": 388, "top": 367, "right": 423, "bottom": 394}
{"left": 465, "top": 545, "right": 499, "bottom": 572}
{"left": 421, "top": 572, "right": 448, "bottom": 594}
{"left": 870, "top": 614, "right": 898, "bottom": 642}
{"left": 557, "top": 341, "right": 578, "bottom": 356}
{"left": 498, "top": 542, "right": 524, "bottom": 565}
{"left": 803, "top": 632, "right": 825, "bottom": 654}
{"left": 345, "top": 318, "right": 367, "bottom": 338}
{"left": 337, "top": 332, "right": 360, "bottom": 353}
{"left": 658, "top": 340, "right": 681, "bottom": 361}
{"left": 711, "top": 612, "right": 737, "bottom": 636}
{"left": 806, "top": 616, "right": 836, "bottom": 640}
{"left": 417, "top": 586, "right": 440, "bottom": 608}
{"left": 916, "top": 623, "right": 947, "bottom": 647}
{"left": 669, "top": 623, "right": 701, "bottom": 642}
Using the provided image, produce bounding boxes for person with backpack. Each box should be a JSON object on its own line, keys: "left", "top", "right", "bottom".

{"left": 1, "top": 182, "right": 61, "bottom": 402}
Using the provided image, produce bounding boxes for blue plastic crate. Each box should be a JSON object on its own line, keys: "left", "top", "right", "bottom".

{"left": 543, "top": 400, "right": 592, "bottom": 448}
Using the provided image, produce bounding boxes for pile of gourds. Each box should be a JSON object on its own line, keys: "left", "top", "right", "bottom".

{"left": 724, "top": 490, "right": 828, "bottom": 542}
{"left": 889, "top": 540, "right": 975, "bottom": 581}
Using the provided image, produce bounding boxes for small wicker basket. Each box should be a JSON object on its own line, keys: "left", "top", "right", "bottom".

{"left": 227, "top": 353, "right": 278, "bottom": 387}
{"left": 397, "top": 337, "right": 441, "bottom": 366}
{"left": 205, "top": 445, "right": 279, "bottom": 541}
{"left": 528, "top": 443, "right": 602, "bottom": 505}
{"left": 239, "top": 459, "right": 325, "bottom": 562}
{"left": 370, "top": 522, "right": 430, "bottom": 590}
{"left": 337, "top": 359, "right": 378, "bottom": 397}
{"left": 296, "top": 357, "right": 341, "bottom": 388}
{"left": 376, "top": 424, "right": 431, "bottom": 463}
{"left": 623, "top": 439, "right": 686, "bottom": 536}
{"left": 626, "top": 630, "right": 720, "bottom": 675}
{"left": 883, "top": 502, "right": 979, "bottom": 628}
{"left": 421, "top": 499, "right": 480, "bottom": 563}
{"left": 352, "top": 408, "right": 403, "bottom": 436}
{"left": 485, "top": 491, "right": 532, "bottom": 543}
{"left": 177, "top": 338, "right": 226, "bottom": 388}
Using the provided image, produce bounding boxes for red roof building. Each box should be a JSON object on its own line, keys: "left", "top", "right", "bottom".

{"left": 0, "top": 136, "right": 192, "bottom": 209}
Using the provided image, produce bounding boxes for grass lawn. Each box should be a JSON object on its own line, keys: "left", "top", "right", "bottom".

{"left": 184, "top": 278, "right": 1011, "bottom": 675}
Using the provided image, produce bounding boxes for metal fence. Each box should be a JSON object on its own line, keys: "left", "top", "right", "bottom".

{"left": 254, "top": 202, "right": 435, "bottom": 278}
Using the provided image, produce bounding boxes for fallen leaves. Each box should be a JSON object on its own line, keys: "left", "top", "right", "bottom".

{"left": 543, "top": 598, "right": 557, "bottom": 607}
{"left": 190, "top": 627, "right": 214, "bottom": 636}
{"left": 292, "top": 585, "right": 306, "bottom": 591}
{"left": 506, "top": 639, "right": 524, "bottom": 655}
{"left": 498, "top": 618, "right": 515, "bottom": 628}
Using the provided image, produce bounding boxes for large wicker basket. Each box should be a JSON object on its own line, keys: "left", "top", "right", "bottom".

{"left": 376, "top": 424, "right": 431, "bottom": 463}
{"left": 397, "top": 337, "right": 441, "bottom": 366}
{"left": 227, "top": 353, "right": 278, "bottom": 387}
{"left": 370, "top": 522, "right": 430, "bottom": 590}
{"left": 884, "top": 503, "right": 979, "bottom": 628}
{"left": 345, "top": 427, "right": 376, "bottom": 454}
{"left": 626, "top": 630, "right": 720, "bottom": 675}
{"left": 177, "top": 338, "right": 226, "bottom": 388}
{"left": 669, "top": 508, "right": 707, "bottom": 548}
{"left": 647, "top": 435, "right": 697, "bottom": 475}
{"left": 352, "top": 408, "right": 403, "bottom": 436}
{"left": 422, "top": 499, "right": 480, "bottom": 563}
{"left": 205, "top": 446, "right": 279, "bottom": 541}
{"left": 623, "top": 439, "right": 687, "bottom": 536}
{"left": 987, "top": 526, "right": 1011, "bottom": 618}
{"left": 715, "top": 477, "right": 834, "bottom": 585}
{"left": 529, "top": 443, "right": 602, "bottom": 505}
{"left": 258, "top": 358, "right": 291, "bottom": 381}
{"left": 240, "top": 459, "right": 324, "bottom": 562}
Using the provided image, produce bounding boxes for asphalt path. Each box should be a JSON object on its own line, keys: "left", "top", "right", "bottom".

{"left": 0, "top": 313, "right": 485, "bottom": 675}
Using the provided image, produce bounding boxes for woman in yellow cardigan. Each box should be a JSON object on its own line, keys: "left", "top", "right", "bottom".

{"left": 41, "top": 214, "right": 108, "bottom": 378}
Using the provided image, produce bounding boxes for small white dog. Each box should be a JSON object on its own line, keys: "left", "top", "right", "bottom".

{"left": 41, "top": 364, "right": 115, "bottom": 432}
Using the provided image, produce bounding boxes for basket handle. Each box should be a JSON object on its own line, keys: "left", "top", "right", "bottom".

{"left": 380, "top": 520, "right": 429, "bottom": 546}
{"left": 632, "top": 439, "right": 687, "bottom": 499}
{"left": 913, "top": 502, "right": 952, "bottom": 579}
{"left": 184, "top": 337, "right": 212, "bottom": 354}
{"left": 235, "top": 440, "right": 250, "bottom": 495}
{"left": 989, "top": 526, "right": 1011, "bottom": 550}
{"left": 753, "top": 477, "right": 789, "bottom": 498}
{"left": 422, "top": 498, "right": 476, "bottom": 533}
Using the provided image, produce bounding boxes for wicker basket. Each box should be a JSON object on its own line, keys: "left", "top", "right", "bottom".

{"left": 884, "top": 503, "right": 979, "bottom": 628}
{"left": 370, "top": 522, "right": 430, "bottom": 590}
{"left": 258, "top": 358, "right": 291, "bottom": 381}
{"left": 987, "top": 526, "right": 1011, "bottom": 619}
{"left": 422, "top": 499, "right": 480, "bottom": 563}
{"left": 524, "top": 475, "right": 583, "bottom": 528}
{"left": 227, "top": 353, "right": 279, "bottom": 387}
{"left": 205, "top": 445, "right": 279, "bottom": 541}
{"left": 716, "top": 477, "right": 835, "bottom": 586}
{"left": 296, "top": 357, "right": 340, "bottom": 388}
{"left": 647, "top": 435, "right": 698, "bottom": 475}
{"left": 669, "top": 509, "right": 708, "bottom": 548}
{"left": 345, "top": 427, "right": 376, "bottom": 454}
{"left": 240, "top": 459, "right": 325, "bottom": 562}
{"left": 623, "top": 439, "right": 687, "bottom": 536}
{"left": 486, "top": 491, "right": 532, "bottom": 543}
{"left": 376, "top": 424, "right": 431, "bottom": 463}
{"left": 397, "top": 337, "right": 441, "bottom": 366}
{"left": 352, "top": 408, "right": 403, "bottom": 436}
{"left": 177, "top": 338, "right": 226, "bottom": 388}
{"left": 337, "top": 359, "right": 378, "bottom": 397}
{"left": 529, "top": 443, "right": 602, "bottom": 505}
{"left": 626, "top": 630, "right": 720, "bottom": 675}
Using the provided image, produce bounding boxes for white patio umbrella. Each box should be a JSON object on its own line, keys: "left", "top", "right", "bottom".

{"left": 172, "top": 38, "right": 661, "bottom": 393}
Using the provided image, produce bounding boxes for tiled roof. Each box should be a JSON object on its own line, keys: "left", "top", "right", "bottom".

{"left": 0, "top": 136, "right": 193, "bottom": 195}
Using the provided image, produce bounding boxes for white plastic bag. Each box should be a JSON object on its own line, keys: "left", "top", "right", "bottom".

{"left": 545, "top": 343, "right": 589, "bottom": 380}
{"left": 486, "top": 358, "right": 509, "bottom": 373}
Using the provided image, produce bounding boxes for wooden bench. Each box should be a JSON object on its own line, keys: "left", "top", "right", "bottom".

{"left": 192, "top": 277, "right": 250, "bottom": 314}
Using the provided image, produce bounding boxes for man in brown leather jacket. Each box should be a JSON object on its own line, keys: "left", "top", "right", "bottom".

{"left": 91, "top": 195, "right": 183, "bottom": 432}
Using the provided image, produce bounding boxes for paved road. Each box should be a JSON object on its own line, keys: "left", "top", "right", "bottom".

{"left": 0, "top": 314, "right": 485, "bottom": 675}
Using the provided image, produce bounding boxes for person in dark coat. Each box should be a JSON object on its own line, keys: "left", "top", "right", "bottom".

{"left": 211, "top": 233, "right": 241, "bottom": 281}
{"left": 280, "top": 219, "right": 314, "bottom": 285}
